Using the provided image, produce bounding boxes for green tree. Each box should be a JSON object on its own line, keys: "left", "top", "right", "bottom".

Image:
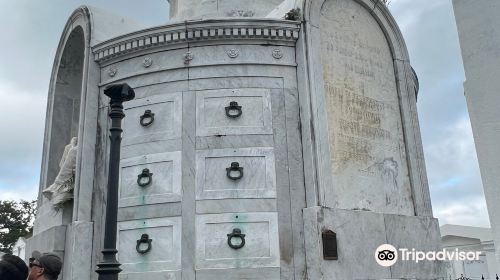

{"left": 0, "top": 200, "right": 36, "bottom": 254}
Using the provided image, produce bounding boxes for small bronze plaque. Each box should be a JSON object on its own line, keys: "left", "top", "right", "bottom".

{"left": 322, "top": 230, "right": 338, "bottom": 260}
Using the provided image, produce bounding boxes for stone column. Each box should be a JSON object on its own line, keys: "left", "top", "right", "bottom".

{"left": 453, "top": 0, "right": 500, "bottom": 270}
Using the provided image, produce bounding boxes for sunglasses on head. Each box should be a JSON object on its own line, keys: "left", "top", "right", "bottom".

{"left": 29, "top": 261, "right": 43, "bottom": 269}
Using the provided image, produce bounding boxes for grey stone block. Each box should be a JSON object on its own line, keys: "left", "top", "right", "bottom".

{"left": 303, "top": 207, "right": 446, "bottom": 280}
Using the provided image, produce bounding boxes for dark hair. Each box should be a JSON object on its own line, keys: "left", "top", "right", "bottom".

{"left": 2, "top": 254, "right": 29, "bottom": 277}
{"left": 0, "top": 254, "right": 28, "bottom": 280}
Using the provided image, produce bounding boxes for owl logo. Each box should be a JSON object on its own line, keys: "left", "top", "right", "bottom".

{"left": 375, "top": 244, "right": 398, "bottom": 267}
{"left": 378, "top": 250, "right": 396, "bottom": 261}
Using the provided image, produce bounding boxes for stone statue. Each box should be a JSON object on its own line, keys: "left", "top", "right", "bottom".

{"left": 43, "top": 137, "right": 78, "bottom": 209}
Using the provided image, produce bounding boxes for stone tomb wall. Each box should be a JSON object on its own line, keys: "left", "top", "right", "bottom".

{"left": 91, "top": 20, "right": 305, "bottom": 280}
{"left": 298, "top": 0, "right": 444, "bottom": 278}
{"left": 320, "top": 0, "right": 414, "bottom": 215}
{"left": 303, "top": 207, "right": 445, "bottom": 279}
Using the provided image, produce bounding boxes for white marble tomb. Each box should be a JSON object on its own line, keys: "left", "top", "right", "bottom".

{"left": 27, "top": 1, "right": 445, "bottom": 279}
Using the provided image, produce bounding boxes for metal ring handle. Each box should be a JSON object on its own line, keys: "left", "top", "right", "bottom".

{"left": 140, "top": 110, "right": 155, "bottom": 127}
{"left": 227, "top": 228, "right": 246, "bottom": 250}
{"left": 225, "top": 101, "right": 242, "bottom": 118}
{"left": 226, "top": 162, "right": 243, "bottom": 180}
{"left": 136, "top": 234, "right": 153, "bottom": 254}
{"left": 137, "top": 168, "right": 153, "bottom": 187}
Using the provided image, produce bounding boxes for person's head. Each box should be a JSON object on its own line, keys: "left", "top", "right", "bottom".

{"left": 0, "top": 254, "right": 29, "bottom": 280}
{"left": 28, "top": 252, "right": 62, "bottom": 280}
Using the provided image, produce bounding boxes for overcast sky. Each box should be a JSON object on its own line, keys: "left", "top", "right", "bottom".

{"left": 0, "top": 0, "right": 490, "bottom": 227}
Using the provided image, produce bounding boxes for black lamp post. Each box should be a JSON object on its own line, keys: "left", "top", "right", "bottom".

{"left": 96, "top": 84, "right": 135, "bottom": 280}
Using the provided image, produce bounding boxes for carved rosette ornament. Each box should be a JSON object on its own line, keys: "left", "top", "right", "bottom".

{"left": 272, "top": 49, "right": 283, "bottom": 59}
{"left": 108, "top": 67, "right": 118, "bottom": 77}
{"left": 184, "top": 51, "right": 193, "bottom": 65}
{"left": 142, "top": 57, "right": 153, "bottom": 68}
{"left": 227, "top": 49, "right": 240, "bottom": 58}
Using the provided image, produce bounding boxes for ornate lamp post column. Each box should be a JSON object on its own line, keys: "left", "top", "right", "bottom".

{"left": 96, "top": 84, "right": 135, "bottom": 280}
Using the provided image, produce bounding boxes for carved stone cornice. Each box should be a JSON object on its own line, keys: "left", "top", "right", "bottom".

{"left": 92, "top": 19, "right": 301, "bottom": 63}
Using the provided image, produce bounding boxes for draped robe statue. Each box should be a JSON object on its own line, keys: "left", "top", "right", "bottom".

{"left": 43, "top": 137, "right": 78, "bottom": 209}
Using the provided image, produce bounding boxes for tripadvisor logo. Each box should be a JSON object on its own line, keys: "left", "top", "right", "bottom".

{"left": 375, "top": 244, "right": 398, "bottom": 267}
{"left": 375, "top": 244, "right": 482, "bottom": 267}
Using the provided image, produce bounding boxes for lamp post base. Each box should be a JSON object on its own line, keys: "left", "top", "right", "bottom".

{"left": 96, "top": 249, "right": 122, "bottom": 280}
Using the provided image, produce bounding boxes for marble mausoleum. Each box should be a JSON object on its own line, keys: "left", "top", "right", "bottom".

{"left": 27, "top": 0, "right": 445, "bottom": 279}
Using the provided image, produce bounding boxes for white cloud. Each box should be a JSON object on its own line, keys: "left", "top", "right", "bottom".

{"left": 0, "top": 80, "right": 46, "bottom": 202}
{"left": 425, "top": 116, "right": 479, "bottom": 183}
{"left": 425, "top": 116, "right": 490, "bottom": 227}
{"left": 0, "top": 80, "right": 46, "bottom": 163}
{"left": 0, "top": 184, "right": 38, "bottom": 202}
{"left": 435, "top": 196, "right": 490, "bottom": 227}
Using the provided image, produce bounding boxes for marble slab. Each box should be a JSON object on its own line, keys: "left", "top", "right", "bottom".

{"left": 195, "top": 148, "right": 276, "bottom": 200}
{"left": 117, "top": 217, "right": 182, "bottom": 275}
{"left": 120, "top": 152, "right": 182, "bottom": 207}
{"left": 319, "top": 0, "right": 413, "bottom": 215}
{"left": 122, "top": 92, "right": 182, "bottom": 147}
{"left": 195, "top": 212, "right": 280, "bottom": 269}
{"left": 195, "top": 88, "right": 273, "bottom": 137}
{"left": 303, "top": 207, "right": 445, "bottom": 279}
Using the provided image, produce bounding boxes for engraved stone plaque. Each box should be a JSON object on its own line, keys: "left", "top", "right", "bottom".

{"left": 320, "top": 0, "right": 413, "bottom": 215}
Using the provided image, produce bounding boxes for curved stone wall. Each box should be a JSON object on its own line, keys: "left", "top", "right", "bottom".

{"left": 92, "top": 19, "right": 303, "bottom": 279}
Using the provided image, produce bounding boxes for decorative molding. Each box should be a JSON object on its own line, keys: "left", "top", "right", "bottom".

{"left": 272, "top": 49, "right": 283, "bottom": 59}
{"left": 226, "top": 48, "right": 240, "bottom": 58}
{"left": 92, "top": 19, "right": 300, "bottom": 63}
{"left": 183, "top": 51, "right": 193, "bottom": 65}
{"left": 108, "top": 67, "right": 118, "bottom": 77}
{"left": 142, "top": 57, "right": 153, "bottom": 68}
{"left": 227, "top": 10, "right": 255, "bottom": 17}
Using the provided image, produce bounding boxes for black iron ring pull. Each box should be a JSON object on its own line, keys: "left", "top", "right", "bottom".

{"left": 137, "top": 168, "right": 153, "bottom": 187}
{"left": 226, "top": 162, "right": 243, "bottom": 180}
{"left": 136, "top": 234, "right": 152, "bottom": 254}
{"left": 227, "top": 228, "right": 246, "bottom": 250}
{"left": 140, "top": 109, "right": 155, "bottom": 127}
{"left": 225, "top": 101, "right": 242, "bottom": 118}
